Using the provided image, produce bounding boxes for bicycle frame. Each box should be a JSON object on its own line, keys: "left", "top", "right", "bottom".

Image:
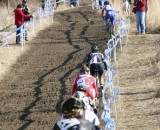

{"left": 105, "top": 18, "right": 114, "bottom": 39}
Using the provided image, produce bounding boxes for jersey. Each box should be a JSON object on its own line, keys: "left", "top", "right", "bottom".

{"left": 86, "top": 52, "right": 104, "bottom": 66}
{"left": 84, "top": 109, "right": 100, "bottom": 126}
{"left": 72, "top": 74, "right": 99, "bottom": 100}
{"left": 53, "top": 118, "right": 96, "bottom": 130}
{"left": 103, "top": 4, "right": 113, "bottom": 11}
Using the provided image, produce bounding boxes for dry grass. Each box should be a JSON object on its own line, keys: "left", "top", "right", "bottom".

{"left": 147, "top": 0, "right": 160, "bottom": 31}
{"left": 111, "top": 0, "right": 160, "bottom": 32}
{"left": 0, "top": 4, "right": 14, "bottom": 31}
{"left": 0, "top": 0, "right": 41, "bottom": 31}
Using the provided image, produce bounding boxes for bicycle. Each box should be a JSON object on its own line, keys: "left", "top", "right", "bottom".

{"left": 105, "top": 18, "right": 114, "bottom": 39}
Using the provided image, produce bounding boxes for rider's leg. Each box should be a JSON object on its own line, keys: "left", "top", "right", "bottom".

{"left": 89, "top": 64, "right": 96, "bottom": 77}
{"left": 98, "top": 66, "right": 104, "bottom": 89}
{"left": 86, "top": 89, "right": 96, "bottom": 106}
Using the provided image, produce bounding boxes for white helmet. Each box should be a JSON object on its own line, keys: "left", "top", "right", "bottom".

{"left": 73, "top": 91, "right": 85, "bottom": 100}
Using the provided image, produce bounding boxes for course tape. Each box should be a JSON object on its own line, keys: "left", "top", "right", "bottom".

{"left": 0, "top": 0, "right": 71, "bottom": 49}
{"left": 91, "top": 1, "right": 130, "bottom": 130}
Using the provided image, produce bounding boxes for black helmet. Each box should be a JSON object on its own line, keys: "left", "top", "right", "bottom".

{"left": 22, "top": 0, "right": 27, "bottom": 3}
{"left": 91, "top": 45, "right": 99, "bottom": 52}
{"left": 104, "top": 1, "right": 109, "bottom": 5}
{"left": 61, "top": 97, "right": 83, "bottom": 114}
{"left": 76, "top": 85, "right": 86, "bottom": 92}
{"left": 80, "top": 64, "right": 90, "bottom": 74}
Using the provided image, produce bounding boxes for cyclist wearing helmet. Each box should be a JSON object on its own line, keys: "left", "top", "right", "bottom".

{"left": 101, "top": 1, "right": 115, "bottom": 27}
{"left": 85, "top": 45, "right": 107, "bottom": 90}
{"left": 73, "top": 86, "right": 97, "bottom": 113}
{"left": 52, "top": 97, "right": 96, "bottom": 130}
{"left": 72, "top": 64, "right": 99, "bottom": 104}
{"left": 73, "top": 87, "right": 102, "bottom": 130}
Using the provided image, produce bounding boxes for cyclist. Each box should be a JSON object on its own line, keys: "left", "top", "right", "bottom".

{"left": 72, "top": 64, "right": 99, "bottom": 105}
{"left": 101, "top": 1, "right": 115, "bottom": 28}
{"left": 85, "top": 45, "right": 107, "bottom": 90}
{"left": 73, "top": 86, "right": 102, "bottom": 130}
{"left": 73, "top": 86, "right": 98, "bottom": 114}
{"left": 52, "top": 97, "right": 96, "bottom": 130}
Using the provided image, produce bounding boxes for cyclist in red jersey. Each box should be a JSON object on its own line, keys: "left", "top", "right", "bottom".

{"left": 72, "top": 64, "right": 99, "bottom": 104}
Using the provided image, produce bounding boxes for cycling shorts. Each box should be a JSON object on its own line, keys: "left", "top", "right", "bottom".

{"left": 104, "top": 10, "right": 115, "bottom": 20}
{"left": 90, "top": 63, "right": 104, "bottom": 77}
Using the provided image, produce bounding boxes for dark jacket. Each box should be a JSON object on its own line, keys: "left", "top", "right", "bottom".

{"left": 22, "top": 4, "right": 30, "bottom": 21}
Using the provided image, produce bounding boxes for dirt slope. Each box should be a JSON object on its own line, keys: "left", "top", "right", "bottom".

{"left": 0, "top": 6, "right": 107, "bottom": 130}
{"left": 0, "top": 5, "right": 160, "bottom": 130}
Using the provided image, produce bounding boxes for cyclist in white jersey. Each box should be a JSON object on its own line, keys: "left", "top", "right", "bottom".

{"left": 52, "top": 97, "right": 96, "bottom": 130}
{"left": 73, "top": 86, "right": 102, "bottom": 130}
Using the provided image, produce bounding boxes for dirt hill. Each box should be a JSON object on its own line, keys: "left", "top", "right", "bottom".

{"left": 0, "top": 5, "right": 160, "bottom": 130}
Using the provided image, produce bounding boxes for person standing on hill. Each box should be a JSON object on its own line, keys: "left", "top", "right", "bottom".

{"left": 14, "top": 4, "right": 32, "bottom": 44}
{"left": 21, "top": 0, "right": 31, "bottom": 41}
{"left": 133, "top": 0, "right": 146, "bottom": 35}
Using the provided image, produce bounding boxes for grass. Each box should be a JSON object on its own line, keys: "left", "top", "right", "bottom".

{"left": 147, "top": 0, "right": 160, "bottom": 31}
{"left": 111, "top": 0, "right": 160, "bottom": 32}
{"left": 0, "top": 0, "right": 160, "bottom": 33}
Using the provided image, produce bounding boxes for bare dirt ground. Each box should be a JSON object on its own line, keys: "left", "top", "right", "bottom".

{"left": 0, "top": 4, "right": 160, "bottom": 130}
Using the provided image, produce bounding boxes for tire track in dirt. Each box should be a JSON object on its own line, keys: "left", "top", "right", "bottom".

{"left": 0, "top": 6, "right": 107, "bottom": 130}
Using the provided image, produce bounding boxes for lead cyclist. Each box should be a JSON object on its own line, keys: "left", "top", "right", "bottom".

{"left": 101, "top": 1, "right": 115, "bottom": 28}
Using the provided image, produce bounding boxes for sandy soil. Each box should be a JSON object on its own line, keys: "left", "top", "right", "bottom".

{"left": 0, "top": 4, "right": 160, "bottom": 130}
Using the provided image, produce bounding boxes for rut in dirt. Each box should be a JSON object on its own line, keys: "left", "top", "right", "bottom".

{"left": 0, "top": 6, "right": 108, "bottom": 130}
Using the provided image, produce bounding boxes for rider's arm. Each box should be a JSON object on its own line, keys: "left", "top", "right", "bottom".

{"left": 100, "top": 53, "right": 108, "bottom": 71}
{"left": 101, "top": 9, "right": 105, "bottom": 18}
{"left": 52, "top": 123, "right": 61, "bottom": 130}
{"left": 72, "top": 78, "right": 78, "bottom": 95}
{"left": 93, "top": 77, "right": 99, "bottom": 97}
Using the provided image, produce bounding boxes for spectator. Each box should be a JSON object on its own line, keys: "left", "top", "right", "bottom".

{"left": 52, "top": 97, "right": 97, "bottom": 130}
{"left": 14, "top": 4, "right": 32, "bottom": 44}
{"left": 21, "top": 0, "right": 30, "bottom": 41}
{"left": 122, "top": 0, "right": 130, "bottom": 18}
{"left": 133, "top": 0, "right": 146, "bottom": 35}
